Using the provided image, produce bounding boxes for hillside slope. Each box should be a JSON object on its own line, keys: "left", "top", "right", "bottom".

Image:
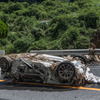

{"left": 0, "top": 0, "right": 100, "bottom": 54}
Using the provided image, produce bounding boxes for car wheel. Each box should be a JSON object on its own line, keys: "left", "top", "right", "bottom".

{"left": 73, "top": 55, "right": 87, "bottom": 65}
{"left": 57, "top": 61, "right": 75, "bottom": 81}
{"left": 0, "top": 56, "right": 12, "bottom": 73}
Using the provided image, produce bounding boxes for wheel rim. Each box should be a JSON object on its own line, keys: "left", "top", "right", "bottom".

{"left": 0, "top": 57, "right": 11, "bottom": 73}
{"left": 58, "top": 63, "right": 75, "bottom": 80}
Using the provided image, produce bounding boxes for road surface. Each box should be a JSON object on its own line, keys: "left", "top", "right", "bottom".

{"left": 0, "top": 64, "right": 100, "bottom": 100}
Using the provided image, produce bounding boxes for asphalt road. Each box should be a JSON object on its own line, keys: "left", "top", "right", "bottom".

{"left": 0, "top": 64, "right": 100, "bottom": 100}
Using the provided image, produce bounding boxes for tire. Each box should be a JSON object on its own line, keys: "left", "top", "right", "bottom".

{"left": 56, "top": 61, "right": 75, "bottom": 81}
{"left": 0, "top": 56, "right": 12, "bottom": 73}
{"left": 73, "top": 55, "right": 87, "bottom": 65}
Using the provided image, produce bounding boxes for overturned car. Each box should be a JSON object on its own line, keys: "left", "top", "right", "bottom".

{"left": 0, "top": 53, "right": 100, "bottom": 86}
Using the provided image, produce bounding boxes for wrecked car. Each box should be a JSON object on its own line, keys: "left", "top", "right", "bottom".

{"left": 0, "top": 53, "right": 100, "bottom": 86}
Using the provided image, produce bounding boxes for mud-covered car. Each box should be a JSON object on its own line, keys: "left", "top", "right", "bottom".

{"left": 0, "top": 53, "right": 99, "bottom": 86}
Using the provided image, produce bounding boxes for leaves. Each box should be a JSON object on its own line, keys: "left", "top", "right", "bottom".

{"left": 0, "top": 0, "right": 100, "bottom": 53}
{"left": 0, "top": 19, "right": 8, "bottom": 38}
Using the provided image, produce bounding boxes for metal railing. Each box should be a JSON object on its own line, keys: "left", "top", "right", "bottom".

{"left": 0, "top": 50, "right": 5, "bottom": 55}
{"left": 1, "top": 49, "right": 100, "bottom": 56}
{"left": 30, "top": 49, "right": 100, "bottom": 56}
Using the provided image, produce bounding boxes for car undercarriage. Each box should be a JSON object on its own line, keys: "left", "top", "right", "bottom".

{"left": 0, "top": 53, "right": 100, "bottom": 86}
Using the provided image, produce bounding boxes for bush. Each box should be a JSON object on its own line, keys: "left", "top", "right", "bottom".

{"left": 4, "top": 2, "right": 24, "bottom": 13}
{"left": 48, "top": 40, "right": 62, "bottom": 50}
{"left": 13, "top": 39, "right": 30, "bottom": 53}
{"left": 0, "top": 38, "right": 9, "bottom": 46}
{"left": 75, "top": 36, "right": 90, "bottom": 49}
{"left": 0, "top": 19, "right": 8, "bottom": 38}
{"left": 59, "top": 26, "right": 79, "bottom": 49}
{"left": 0, "top": 14, "right": 9, "bottom": 23}
{"left": 46, "top": 15, "right": 68, "bottom": 37}
{"left": 79, "top": 10, "right": 99, "bottom": 28}
{"left": 42, "top": 0, "right": 55, "bottom": 6}
{"left": 37, "top": 20, "right": 49, "bottom": 30}
{"left": 7, "top": 33, "right": 18, "bottom": 43}
{"left": 31, "top": 27, "right": 44, "bottom": 40}
{"left": 66, "top": 3, "right": 79, "bottom": 12}
{"left": 0, "top": 2, "right": 7, "bottom": 11}
{"left": 0, "top": 0, "right": 100, "bottom": 53}
{"left": 21, "top": 7, "right": 43, "bottom": 19}
{"left": 5, "top": 44, "right": 14, "bottom": 54}
{"left": 22, "top": 2, "right": 29, "bottom": 8}
{"left": 46, "top": 14, "right": 79, "bottom": 37}
{"left": 75, "top": 0, "right": 90, "bottom": 8}
{"left": 13, "top": 16, "right": 36, "bottom": 32}
{"left": 28, "top": 39, "right": 47, "bottom": 50}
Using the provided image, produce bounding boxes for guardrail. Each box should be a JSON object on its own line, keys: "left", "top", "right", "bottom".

{"left": 30, "top": 49, "right": 100, "bottom": 56}
{"left": 0, "top": 50, "right": 5, "bottom": 55}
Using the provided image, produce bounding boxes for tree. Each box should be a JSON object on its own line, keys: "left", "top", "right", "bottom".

{"left": 0, "top": 19, "right": 8, "bottom": 38}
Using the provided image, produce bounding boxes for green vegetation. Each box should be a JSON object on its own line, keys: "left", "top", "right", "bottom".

{"left": 0, "top": 19, "right": 8, "bottom": 38}
{"left": 0, "top": 0, "right": 100, "bottom": 54}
